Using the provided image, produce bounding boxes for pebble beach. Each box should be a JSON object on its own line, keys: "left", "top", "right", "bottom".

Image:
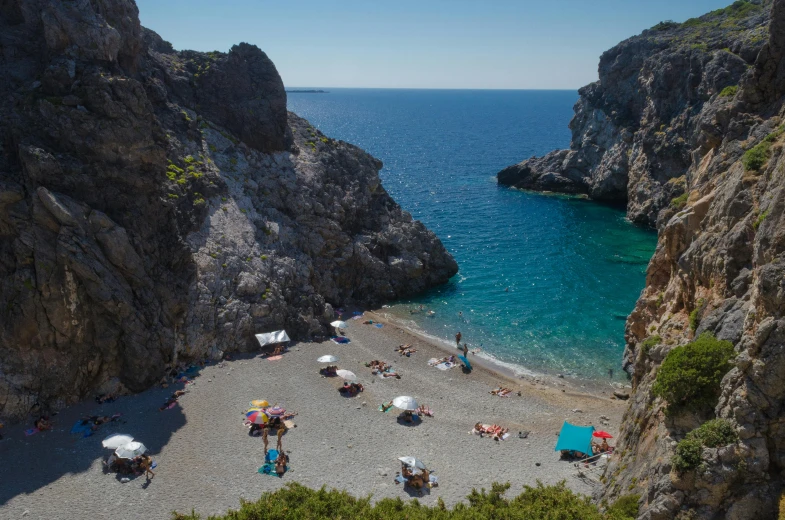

{"left": 0, "top": 312, "right": 627, "bottom": 520}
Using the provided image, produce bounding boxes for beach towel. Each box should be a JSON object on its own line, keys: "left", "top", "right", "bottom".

{"left": 374, "top": 323, "right": 384, "bottom": 328}
{"left": 70, "top": 421, "right": 92, "bottom": 435}
{"left": 267, "top": 355, "right": 283, "bottom": 361}
{"left": 330, "top": 337, "right": 350, "bottom": 344}
{"left": 351, "top": 315, "right": 363, "bottom": 320}
{"left": 283, "top": 419, "right": 296, "bottom": 429}
{"left": 378, "top": 405, "right": 393, "bottom": 413}
{"left": 24, "top": 428, "right": 39, "bottom": 436}
{"left": 436, "top": 362, "right": 455, "bottom": 371}
{"left": 427, "top": 358, "right": 440, "bottom": 367}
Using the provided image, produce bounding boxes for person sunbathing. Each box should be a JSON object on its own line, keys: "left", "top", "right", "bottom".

{"left": 380, "top": 400, "right": 394, "bottom": 412}
{"left": 490, "top": 387, "right": 513, "bottom": 396}
{"left": 320, "top": 365, "right": 338, "bottom": 376}
{"left": 381, "top": 371, "right": 401, "bottom": 379}
{"left": 417, "top": 404, "right": 433, "bottom": 417}
{"left": 34, "top": 417, "right": 52, "bottom": 431}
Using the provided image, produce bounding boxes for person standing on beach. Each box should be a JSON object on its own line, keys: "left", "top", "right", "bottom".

{"left": 262, "top": 426, "right": 269, "bottom": 453}
{"left": 276, "top": 426, "right": 285, "bottom": 451}
{"left": 455, "top": 331, "right": 462, "bottom": 347}
{"left": 463, "top": 343, "right": 469, "bottom": 358}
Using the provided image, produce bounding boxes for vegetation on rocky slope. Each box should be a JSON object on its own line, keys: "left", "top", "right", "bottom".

{"left": 672, "top": 419, "right": 739, "bottom": 473}
{"left": 172, "top": 482, "right": 640, "bottom": 520}
{"left": 651, "top": 333, "right": 735, "bottom": 414}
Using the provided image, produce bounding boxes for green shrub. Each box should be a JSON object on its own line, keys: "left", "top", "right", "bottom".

{"left": 753, "top": 209, "right": 770, "bottom": 230}
{"left": 652, "top": 20, "right": 679, "bottom": 31}
{"left": 682, "top": 17, "right": 702, "bottom": 28}
{"left": 671, "top": 193, "right": 688, "bottom": 209}
{"left": 719, "top": 85, "right": 738, "bottom": 98}
{"left": 672, "top": 419, "right": 738, "bottom": 472}
{"left": 652, "top": 332, "right": 735, "bottom": 413}
{"left": 743, "top": 125, "right": 785, "bottom": 171}
{"left": 689, "top": 298, "right": 705, "bottom": 331}
{"left": 743, "top": 142, "right": 771, "bottom": 171}
{"left": 606, "top": 494, "right": 640, "bottom": 520}
{"left": 172, "top": 481, "right": 624, "bottom": 520}
{"left": 641, "top": 335, "right": 661, "bottom": 353}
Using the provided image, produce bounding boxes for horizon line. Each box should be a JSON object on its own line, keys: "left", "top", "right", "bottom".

{"left": 285, "top": 86, "right": 582, "bottom": 91}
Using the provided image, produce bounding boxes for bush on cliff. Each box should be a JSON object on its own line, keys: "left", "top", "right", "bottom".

{"left": 672, "top": 419, "right": 738, "bottom": 473}
{"left": 171, "top": 481, "right": 639, "bottom": 520}
{"left": 743, "top": 124, "right": 785, "bottom": 171}
{"left": 652, "top": 332, "right": 735, "bottom": 413}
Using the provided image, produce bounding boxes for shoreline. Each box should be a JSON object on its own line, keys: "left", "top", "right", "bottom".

{"left": 365, "top": 309, "right": 630, "bottom": 401}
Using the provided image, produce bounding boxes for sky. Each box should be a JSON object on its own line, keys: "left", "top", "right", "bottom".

{"left": 136, "top": 0, "right": 742, "bottom": 89}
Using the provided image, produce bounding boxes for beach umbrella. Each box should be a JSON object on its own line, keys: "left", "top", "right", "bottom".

{"left": 392, "top": 395, "right": 418, "bottom": 411}
{"left": 398, "top": 456, "right": 427, "bottom": 470}
{"left": 593, "top": 430, "right": 614, "bottom": 439}
{"left": 336, "top": 369, "right": 357, "bottom": 381}
{"left": 330, "top": 320, "right": 348, "bottom": 329}
{"left": 250, "top": 399, "right": 269, "bottom": 408}
{"left": 267, "top": 406, "right": 285, "bottom": 417}
{"left": 317, "top": 355, "right": 339, "bottom": 363}
{"left": 246, "top": 410, "right": 269, "bottom": 424}
{"left": 457, "top": 355, "right": 472, "bottom": 371}
{"left": 102, "top": 433, "right": 134, "bottom": 449}
{"left": 115, "top": 441, "right": 147, "bottom": 459}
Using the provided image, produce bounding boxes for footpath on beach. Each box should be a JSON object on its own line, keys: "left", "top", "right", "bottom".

{"left": 0, "top": 312, "right": 626, "bottom": 520}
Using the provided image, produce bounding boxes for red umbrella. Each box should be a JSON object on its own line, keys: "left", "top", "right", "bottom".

{"left": 593, "top": 430, "right": 613, "bottom": 439}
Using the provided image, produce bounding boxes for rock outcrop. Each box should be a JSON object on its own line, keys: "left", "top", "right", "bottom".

{"left": 586, "top": 1, "right": 785, "bottom": 519}
{"left": 0, "top": 0, "right": 457, "bottom": 420}
{"left": 498, "top": 1, "right": 772, "bottom": 227}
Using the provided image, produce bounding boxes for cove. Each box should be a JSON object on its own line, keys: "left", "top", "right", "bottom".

{"left": 288, "top": 88, "right": 657, "bottom": 380}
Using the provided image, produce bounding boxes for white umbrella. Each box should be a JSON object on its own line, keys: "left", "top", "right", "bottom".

{"left": 330, "top": 320, "right": 348, "bottom": 329}
{"left": 115, "top": 441, "right": 147, "bottom": 459}
{"left": 392, "top": 395, "right": 418, "bottom": 411}
{"left": 317, "top": 355, "right": 339, "bottom": 363}
{"left": 102, "top": 434, "right": 134, "bottom": 449}
{"left": 336, "top": 369, "right": 357, "bottom": 380}
{"left": 398, "top": 456, "right": 427, "bottom": 470}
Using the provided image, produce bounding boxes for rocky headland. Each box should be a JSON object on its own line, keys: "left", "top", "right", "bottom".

{"left": 501, "top": 0, "right": 785, "bottom": 518}
{"left": 498, "top": 0, "right": 771, "bottom": 228}
{"left": 0, "top": 0, "right": 457, "bottom": 420}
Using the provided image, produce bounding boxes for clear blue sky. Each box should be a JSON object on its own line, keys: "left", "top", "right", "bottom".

{"left": 136, "top": 0, "right": 741, "bottom": 89}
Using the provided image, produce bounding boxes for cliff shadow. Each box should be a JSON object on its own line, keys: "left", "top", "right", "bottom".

{"left": 0, "top": 381, "right": 189, "bottom": 505}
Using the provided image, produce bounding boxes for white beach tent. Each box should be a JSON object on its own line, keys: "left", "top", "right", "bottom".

{"left": 255, "top": 330, "right": 290, "bottom": 348}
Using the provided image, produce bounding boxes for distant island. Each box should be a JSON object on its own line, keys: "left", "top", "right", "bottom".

{"left": 286, "top": 89, "right": 329, "bottom": 93}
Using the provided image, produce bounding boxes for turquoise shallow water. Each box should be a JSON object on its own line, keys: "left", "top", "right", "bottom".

{"left": 288, "top": 89, "right": 656, "bottom": 380}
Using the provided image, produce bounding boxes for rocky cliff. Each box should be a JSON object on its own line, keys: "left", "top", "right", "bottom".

{"left": 498, "top": 0, "right": 772, "bottom": 227}
{"left": 572, "top": 2, "right": 785, "bottom": 519}
{"left": 0, "top": 0, "right": 457, "bottom": 420}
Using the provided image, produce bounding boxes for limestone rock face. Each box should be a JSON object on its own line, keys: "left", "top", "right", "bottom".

{"left": 596, "top": 2, "right": 785, "bottom": 518}
{"left": 498, "top": 2, "right": 771, "bottom": 227}
{"left": 0, "top": 1, "right": 457, "bottom": 420}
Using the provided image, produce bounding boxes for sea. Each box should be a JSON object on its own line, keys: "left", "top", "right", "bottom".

{"left": 287, "top": 89, "right": 656, "bottom": 381}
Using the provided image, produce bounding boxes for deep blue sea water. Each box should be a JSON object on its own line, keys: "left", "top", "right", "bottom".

{"left": 288, "top": 89, "right": 656, "bottom": 380}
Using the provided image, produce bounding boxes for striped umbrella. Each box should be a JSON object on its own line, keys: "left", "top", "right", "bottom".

{"left": 246, "top": 410, "right": 269, "bottom": 424}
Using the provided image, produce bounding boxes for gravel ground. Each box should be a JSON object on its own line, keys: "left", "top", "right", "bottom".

{"left": 0, "top": 312, "right": 625, "bottom": 519}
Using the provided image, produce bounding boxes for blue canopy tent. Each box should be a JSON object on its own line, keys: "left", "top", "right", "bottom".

{"left": 554, "top": 421, "right": 595, "bottom": 456}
